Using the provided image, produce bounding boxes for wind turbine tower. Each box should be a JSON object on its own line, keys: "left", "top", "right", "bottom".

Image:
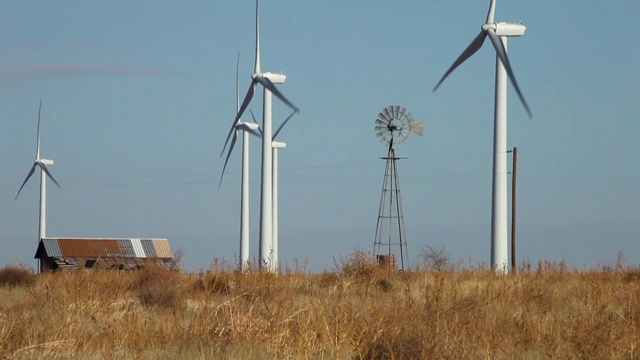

{"left": 373, "top": 106, "right": 423, "bottom": 272}
{"left": 433, "top": 0, "right": 531, "bottom": 273}
{"left": 220, "top": 0, "right": 299, "bottom": 272}
{"left": 271, "top": 140, "right": 286, "bottom": 269}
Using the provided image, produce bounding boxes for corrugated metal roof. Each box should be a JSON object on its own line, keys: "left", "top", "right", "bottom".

{"left": 152, "top": 239, "right": 173, "bottom": 258}
{"left": 116, "top": 239, "right": 136, "bottom": 257}
{"left": 38, "top": 238, "right": 173, "bottom": 259}
{"left": 42, "top": 238, "right": 62, "bottom": 257}
{"left": 131, "top": 238, "right": 145, "bottom": 258}
{"left": 141, "top": 239, "right": 157, "bottom": 258}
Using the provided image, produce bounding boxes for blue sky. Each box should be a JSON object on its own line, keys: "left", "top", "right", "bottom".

{"left": 1, "top": 1, "right": 638, "bottom": 272}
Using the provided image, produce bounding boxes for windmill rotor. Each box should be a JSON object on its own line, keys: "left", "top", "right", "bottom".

{"left": 374, "top": 105, "right": 423, "bottom": 148}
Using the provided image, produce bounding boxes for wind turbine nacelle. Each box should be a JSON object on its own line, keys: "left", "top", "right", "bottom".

{"left": 272, "top": 141, "right": 286, "bottom": 149}
{"left": 238, "top": 122, "right": 260, "bottom": 131}
{"left": 40, "top": 159, "right": 54, "bottom": 166}
{"left": 263, "top": 72, "right": 286, "bottom": 84}
{"left": 494, "top": 22, "right": 526, "bottom": 37}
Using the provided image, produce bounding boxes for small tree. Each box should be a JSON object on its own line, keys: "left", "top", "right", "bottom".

{"left": 419, "top": 244, "right": 451, "bottom": 272}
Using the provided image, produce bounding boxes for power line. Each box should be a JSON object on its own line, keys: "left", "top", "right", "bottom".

{"left": 0, "top": 151, "right": 495, "bottom": 188}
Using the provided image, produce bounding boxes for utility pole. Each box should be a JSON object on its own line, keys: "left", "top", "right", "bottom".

{"left": 510, "top": 147, "right": 518, "bottom": 274}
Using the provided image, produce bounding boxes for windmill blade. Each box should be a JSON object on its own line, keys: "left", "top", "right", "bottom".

{"left": 221, "top": 81, "right": 257, "bottom": 157}
{"left": 272, "top": 110, "right": 296, "bottom": 140}
{"left": 378, "top": 111, "right": 391, "bottom": 123}
{"left": 382, "top": 107, "right": 393, "bottom": 121}
{"left": 15, "top": 164, "right": 37, "bottom": 200}
{"left": 433, "top": 30, "right": 487, "bottom": 92}
{"left": 253, "top": 75, "right": 300, "bottom": 113}
{"left": 219, "top": 129, "right": 240, "bottom": 188}
{"left": 397, "top": 107, "right": 407, "bottom": 120}
{"left": 393, "top": 105, "right": 401, "bottom": 119}
{"left": 375, "top": 118, "right": 389, "bottom": 126}
{"left": 486, "top": 28, "right": 532, "bottom": 118}
{"left": 38, "top": 163, "right": 61, "bottom": 188}
{"left": 375, "top": 125, "right": 388, "bottom": 131}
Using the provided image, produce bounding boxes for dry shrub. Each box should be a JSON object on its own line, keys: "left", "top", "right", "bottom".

{"left": 335, "top": 250, "right": 379, "bottom": 281}
{"left": 357, "top": 337, "right": 423, "bottom": 360}
{"left": 191, "top": 271, "right": 231, "bottom": 294}
{"left": 0, "top": 265, "right": 36, "bottom": 287}
{"left": 133, "top": 267, "right": 181, "bottom": 309}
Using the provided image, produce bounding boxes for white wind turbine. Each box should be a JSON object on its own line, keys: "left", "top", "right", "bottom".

{"left": 433, "top": 0, "right": 531, "bottom": 273}
{"left": 220, "top": 0, "right": 299, "bottom": 272}
{"left": 220, "top": 53, "right": 260, "bottom": 272}
{"left": 15, "top": 100, "right": 61, "bottom": 252}
{"left": 270, "top": 109, "right": 296, "bottom": 270}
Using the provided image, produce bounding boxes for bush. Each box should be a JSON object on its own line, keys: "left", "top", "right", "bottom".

{"left": 133, "top": 267, "right": 181, "bottom": 309}
{"left": 334, "top": 250, "right": 378, "bottom": 281}
{"left": 0, "top": 265, "right": 36, "bottom": 287}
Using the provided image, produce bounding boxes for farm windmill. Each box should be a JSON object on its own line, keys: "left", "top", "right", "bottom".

{"left": 15, "top": 100, "right": 61, "bottom": 270}
{"left": 433, "top": 0, "right": 531, "bottom": 272}
{"left": 373, "top": 106, "right": 423, "bottom": 272}
{"left": 220, "top": 0, "right": 299, "bottom": 271}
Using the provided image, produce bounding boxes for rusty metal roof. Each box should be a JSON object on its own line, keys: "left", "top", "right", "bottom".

{"left": 36, "top": 238, "right": 174, "bottom": 259}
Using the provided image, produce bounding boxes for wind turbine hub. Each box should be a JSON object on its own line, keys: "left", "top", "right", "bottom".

{"left": 482, "top": 23, "right": 497, "bottom": 31}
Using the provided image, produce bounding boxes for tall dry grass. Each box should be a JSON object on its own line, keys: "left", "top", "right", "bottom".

{"left": 0, "top": 259, "right": 638, "bottom": 359}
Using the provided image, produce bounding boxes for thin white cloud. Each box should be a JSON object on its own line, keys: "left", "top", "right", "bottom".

{"left": 0, "top": 42, "right": 105, "bottom": 59}
{"left": 0, "top": 62, "right": 178, "bottom": 79}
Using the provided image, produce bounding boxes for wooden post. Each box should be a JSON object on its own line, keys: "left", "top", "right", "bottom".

{"left": 511, "top": 147, "right": 518, "bottom": 275}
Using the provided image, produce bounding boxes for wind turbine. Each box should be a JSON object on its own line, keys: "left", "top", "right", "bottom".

{"left": 220, "top": 0, "right": 299, "bottom": 271}
{"left": 271, "top": 140, "right": 285, "bottom": 269}
{"left": 433, "top": 0, "right": 531, "bottom": 273}
{"left": 269, "top": 110, "right": 296, "bottom": 270}
{"left": 220, "top": 53, "right": 260, "bottom": 272}
{"left": 15, "top": 100, "right": 61, "bottom": 270}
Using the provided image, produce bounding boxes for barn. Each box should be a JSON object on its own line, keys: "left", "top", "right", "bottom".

{"left": 34, "top": 237, "right": 178, "bottom": 272}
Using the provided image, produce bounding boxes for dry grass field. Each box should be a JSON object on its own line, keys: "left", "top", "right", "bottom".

{"left": 0, "top": 254, "right": 639, "bottom": 359}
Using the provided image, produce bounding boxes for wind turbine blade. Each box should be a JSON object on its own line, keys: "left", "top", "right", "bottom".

{"left": 486, "top": 28, "right": 533, "bottom": 118}
{"left": 236, "top": 51, "right": 241, "bottom": 112}
{"left": 39, "top": 163, "right": 61, "bottom": 188}
{"left": 486, "top": 0, "right": 497, "bottom": 24}
{"left": 272, "top": 110, "right": 296, "bottom": 140}
{"left": 219, "top": 129, "right": 239, "bottom": 188}
{"left": 254, "top": 0, "right": 261, "bottom": 74}
{"left": 433, "top": 30, "right": 487, "bottom": 92}
{"left": 221, "top": 81, "right": 256, "bottom": 157}
{"left": 15, "top": 164, "right": 37, "bottom": 200}
{"left": 246, "top": 127, "right": 261, "bottom": 138}
{"left": 254, "top": 75, "right": 300, "bottom": 113}
{"left": 36, "top": 99, "right": 42, "bottom": 159}
{"left": 249, "top": 109, "right": 263, "bottom": 136}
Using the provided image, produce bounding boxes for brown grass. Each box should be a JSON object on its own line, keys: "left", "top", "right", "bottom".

{"left": 0, "top": 258, "right": 639, "bottom": 359}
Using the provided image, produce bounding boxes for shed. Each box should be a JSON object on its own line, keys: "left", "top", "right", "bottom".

{"left": 35, "top": 237, "right": 178, "bottom": 272}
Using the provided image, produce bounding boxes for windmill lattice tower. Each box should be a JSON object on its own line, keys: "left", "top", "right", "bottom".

{"left": 373, "top": 106, "right": 423, "bottom": 272}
